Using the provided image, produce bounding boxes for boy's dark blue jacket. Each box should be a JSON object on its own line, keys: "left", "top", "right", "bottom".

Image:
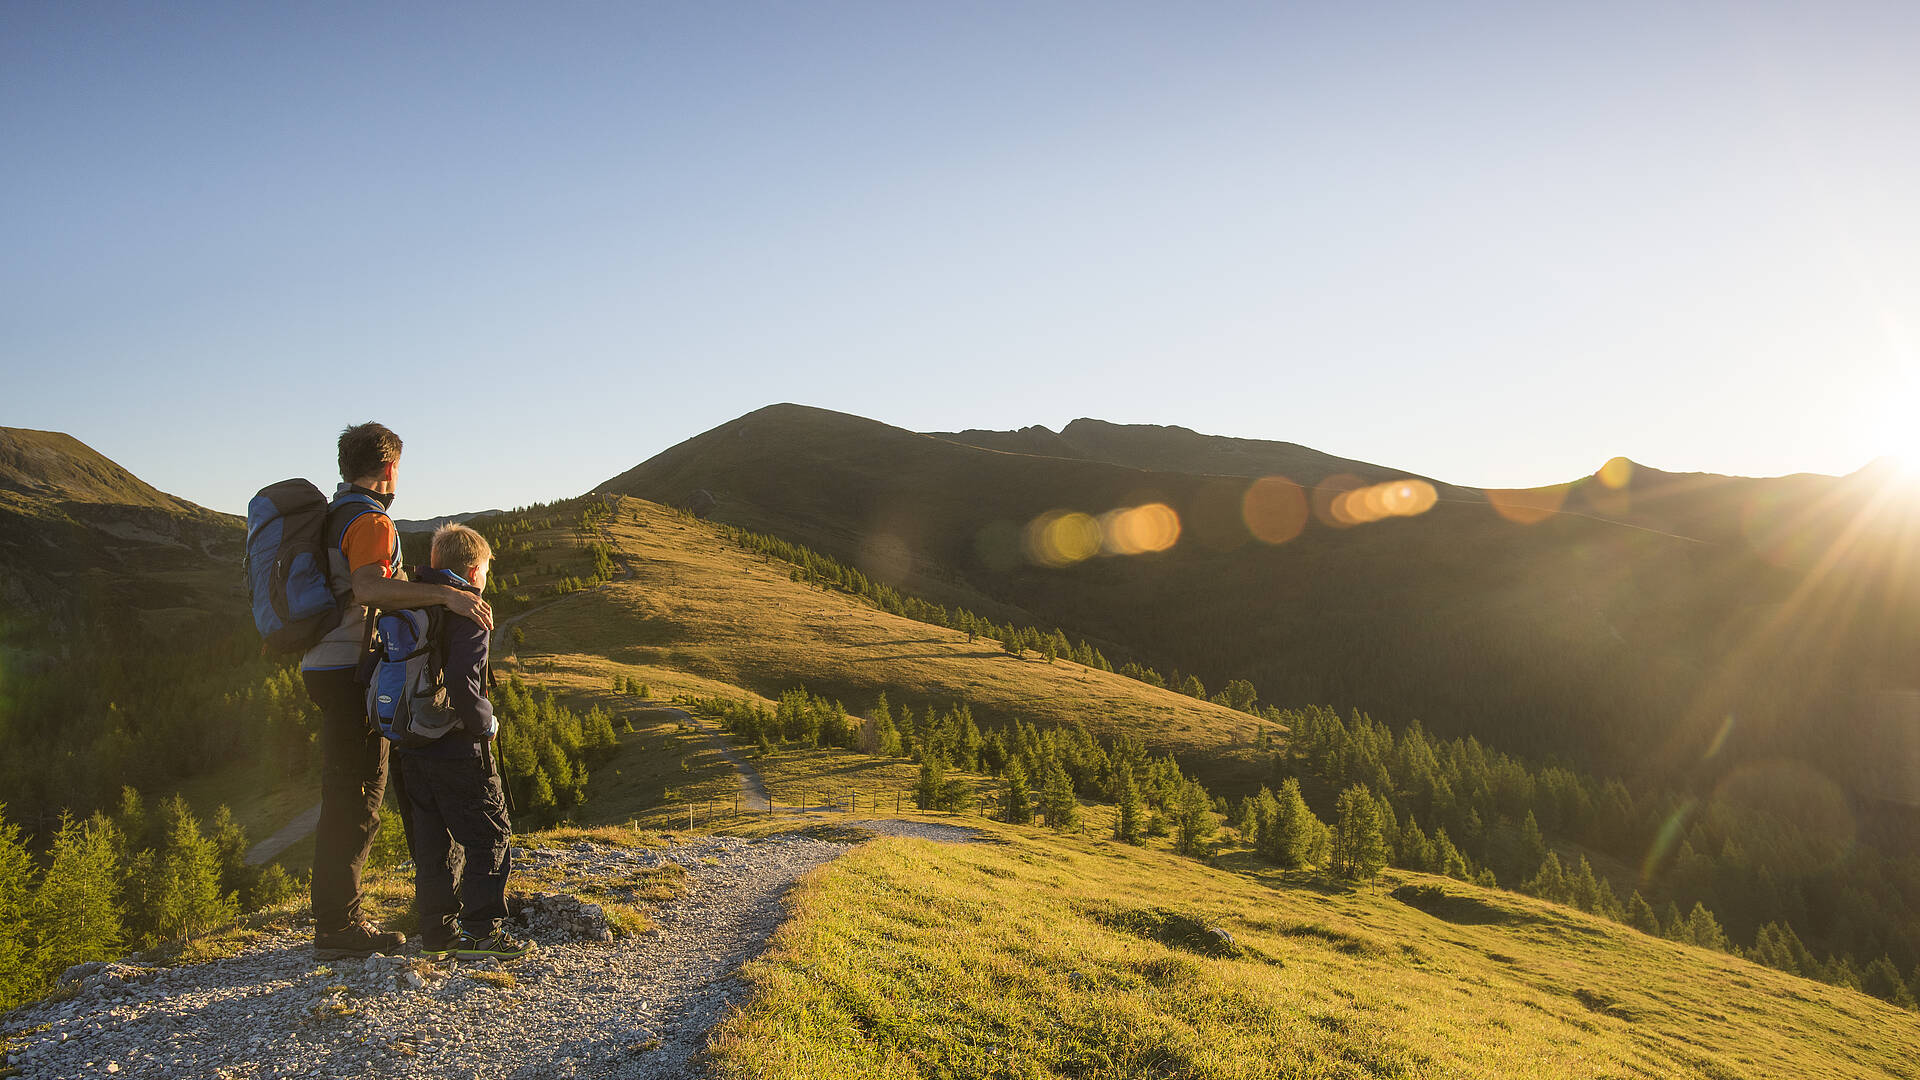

{"left": 397, "top": 566, "right": 495, "bottom": 759}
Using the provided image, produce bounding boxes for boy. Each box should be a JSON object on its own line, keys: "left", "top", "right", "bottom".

{"left": 303, "top": 422, "right": 492, "bottom": 960}
{"left": 401, "top": 523, "right": 533, "bottom": 961}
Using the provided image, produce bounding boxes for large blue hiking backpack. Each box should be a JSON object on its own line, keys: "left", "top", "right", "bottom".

{"left": 366, "top": 607, "right": 464, "bottom": 746}
{"left": 244, "top": 480, "right": 385, "bottom": 655}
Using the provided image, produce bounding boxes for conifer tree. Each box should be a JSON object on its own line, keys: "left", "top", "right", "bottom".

{"left": 1569, "top": 856, "right": 1602, "bottom": 913}
{"left": 0, "top": 808, "right": 36, "bottom": 1012}
{"left": 1268, "top": 779, "right": 1317, "bottom": 868}
{"left": 1683, "top": 902, "right": 1727, "bottom": 951}
{"left": 1175, "top": 779, "right": 1217, "bottom": 856}
{"left": 1825, "top": 954, "right": 1862, "bottom": 990}
{"left": 1624, "top": 891, "right": 1661, "bottom": 936}
{"left": 30, "top": 813, "right": 124, "bottom": 981}
{"left": 1221, "top": 679, "right": 1258, "bottom": 712}
{"left": 1041, "top": 766, "right": 1079, "bottom": 831}
{"left": 1433, "top": 827, "right": 1471, "bottom": 881}
{"left": 528, "top": 767, "right": 558, "bottom": 814}
{"left": 249, "top": 862, "right": 298, "bottom": 910}
{"left": 1398, "top": 815, "right": 1435, "bottom": 873}
{"left": 150, "top": 795, "right": 238, "bottom": 943}
{"left": 1526, "top": 852, "right": 1567, "bottom": 902}
{"left": 863, "top": 693, "right": 891, "bottom": 754}
{"left": 1591, "top": 878, "right": 1622, "bottom": 920}
{"left": 1230, "top": 795, "right": 1258, "bottom": 840}
{"left": 1003, "top": 759, "right": 1034, "bottom": 825}
{"left": 1307, "top": 815, "right": 1333, "bottom": 868}
{"left": 915, "top": 756, "right": 946, "bottom": 811}
{"left": 1861, "top": 956, "right": 1916, "bottom": 1009}
{"left": 113, "top": 786, "right": 150, "bottom": 859}
{"left": 207, "top": 805, "right": 250, "bottom": 898}
{"left": 1115, "top": 766, "right": 1145, "bottom": 845}
{"left": 1332, "top": 784, "right": 1390, "bottom": 880}
{"left": 1660, "top": 900, "right": 1686, "bottom": 941}
{"left": 1515, "top": 810, "right": 1548, "bottom": 882}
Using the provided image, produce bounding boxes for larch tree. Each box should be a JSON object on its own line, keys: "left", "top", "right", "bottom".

{"left": 1332, "top": 784, "right": 1390, "bottom": 880}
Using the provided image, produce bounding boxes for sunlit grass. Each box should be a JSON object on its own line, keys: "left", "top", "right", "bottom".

{"left": 709, "top": 823, "right": 1920, "bottom": 1080}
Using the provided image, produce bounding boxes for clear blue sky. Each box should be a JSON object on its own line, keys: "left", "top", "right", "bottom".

{"left": 5, "top": 2, "right": 1917, "bottom": 516}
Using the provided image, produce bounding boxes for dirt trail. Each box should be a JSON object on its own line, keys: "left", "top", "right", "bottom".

{"left": 243, "top": 804, "right": 322, "bottom": 867}
{"left": 671, "top": 705, "right": 774, "bottom": 812}
{"left": 8, "top": 823, "right": 983, "bottom": 1079}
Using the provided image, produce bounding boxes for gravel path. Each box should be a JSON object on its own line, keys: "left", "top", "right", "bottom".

{"left": 674, "top": 709, "right": 772, "bottom": 813}
{"left": 4, "top": 822, "right": 980, "bottom": 1080}
{"left": 244, "top": 804, "right": 322, "bottom": 868}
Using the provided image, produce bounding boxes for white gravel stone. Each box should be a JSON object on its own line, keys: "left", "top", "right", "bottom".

{"left": 0, "top": 823, "right": 974, "bottom": 1079}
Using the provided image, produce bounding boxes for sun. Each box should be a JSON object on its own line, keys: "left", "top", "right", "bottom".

{"left": 1867, "top": 368, "right": 1920, "bottom": 486}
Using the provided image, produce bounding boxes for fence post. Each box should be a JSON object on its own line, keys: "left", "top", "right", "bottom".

{"left": 686, "top": 800, "right": 693, "bottom": 829}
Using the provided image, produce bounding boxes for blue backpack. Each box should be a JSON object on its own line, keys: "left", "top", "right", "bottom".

{"left": 244, "top": 480, "right": 385, "bottom": 655}
{"left": 366, "top": 607, "right": 464, "bottom": 746}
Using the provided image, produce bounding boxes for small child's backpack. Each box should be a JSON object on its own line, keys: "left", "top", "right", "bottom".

{"left": 366, "top": 607, "right": 464, "bottom": 746}
{"left": 244, "top": 480, "right": 387, "bottom": 654}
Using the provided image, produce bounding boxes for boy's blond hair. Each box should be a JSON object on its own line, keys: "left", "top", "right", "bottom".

{"left": 430, "top": 524, "right": 493, "bottom": 572}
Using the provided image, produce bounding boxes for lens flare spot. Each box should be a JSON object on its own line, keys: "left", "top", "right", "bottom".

{"left": 857, "top": 531, "right": 912, "bottom": 585}
{"left": 1243, "top": 476, "right": 1308, "bottom": 545}
{"left": 1597, "top": 457, "right": 1634, "bottom": 490}
{"left": 1102, "top": 503, "right": 1181, "bottom": 555}
{"left": 1487, "top": 485, "right": 1569, "bottom": 525}
{"left": 1313, "top": 474, "right": 1367, "bottom": 528}
{"left": 1314, "top": 477, "right": 1438, "bottom": 528}
{"left": 1024, "top": 511, "right": 1102, "bottom": 567}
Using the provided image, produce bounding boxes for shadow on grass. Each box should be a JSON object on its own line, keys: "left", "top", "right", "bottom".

{"left": 1390, "top": 884, "right": 1554, "bottom": 929}
{"left": 845, "top": 651, "right": 1006, "bottom": 663}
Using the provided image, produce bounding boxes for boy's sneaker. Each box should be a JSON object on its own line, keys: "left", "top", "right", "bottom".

{"left": 314, "top": 921, "right": 407, "bottom": 960}
{"left": 418, "top": 937, "right": 460, "bottom": 961}
{"left": 453, "top": 929, "right": 536, "bottom": 962}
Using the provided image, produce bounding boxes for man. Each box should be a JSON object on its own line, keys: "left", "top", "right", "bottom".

{"left": 301, "top": 422, "right": 493, "bottom": 959}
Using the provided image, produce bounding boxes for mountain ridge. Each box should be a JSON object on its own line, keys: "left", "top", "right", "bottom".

{"left": 601, "top": 403, "right": 1920, "bottom": 808}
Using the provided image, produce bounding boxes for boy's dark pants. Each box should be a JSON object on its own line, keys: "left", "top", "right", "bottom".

{"left": 304, "top": 668, "right": 411, "bottom": 934}
{"left": 398, "top": 751, "right": 513, "bottom": 943}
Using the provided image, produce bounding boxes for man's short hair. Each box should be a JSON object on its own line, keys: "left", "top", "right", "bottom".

{"left": 431, "top": 524, "right": 493, "bottom": 571}
{"left": 338, "top": 422, "right": 403, "bottom": 483}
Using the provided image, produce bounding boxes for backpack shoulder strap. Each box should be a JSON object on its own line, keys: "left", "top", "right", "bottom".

{"left": 325, "top": 492, "right": 387, "bottom": 551}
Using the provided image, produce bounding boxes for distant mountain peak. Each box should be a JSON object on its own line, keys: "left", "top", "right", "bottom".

{"left": 0, "top": 426, "right": 211, "bottom": 515}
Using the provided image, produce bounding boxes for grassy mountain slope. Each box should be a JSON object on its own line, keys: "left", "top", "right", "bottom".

{"left": 505, "top": 496, "right": 1279, "bottom": 783}
{"left": 599, "top": 404, "right": 1920, "bottom": 800}
{"left": 0, "top": 427, "right": 213, "bottom": 514}
{"left": 709, "top": 822, "right": 1920, "bottom": 1079}
{"left": 0, "top": 426, "right": 242, "bottom": 627}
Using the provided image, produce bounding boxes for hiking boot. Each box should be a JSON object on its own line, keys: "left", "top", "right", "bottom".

{"left": 313, "top": 921, "right": 407, "bottom": 960}
{"left": 453, "top": 929, "right": 536, "bottom": 962}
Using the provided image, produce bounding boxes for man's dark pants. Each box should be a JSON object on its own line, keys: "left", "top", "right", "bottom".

{"left": 397, "top": 751, "right": 513, "bottom": 944}
{"left": 303, "top": 668, "right": 410, "bottom": 934}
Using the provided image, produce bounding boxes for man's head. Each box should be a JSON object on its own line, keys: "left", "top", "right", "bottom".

{"left": 431, "top": 524, "right": 493, "bottom": 591}
{"left": 338, "top": 422, "right": 404, "bottom": 490}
